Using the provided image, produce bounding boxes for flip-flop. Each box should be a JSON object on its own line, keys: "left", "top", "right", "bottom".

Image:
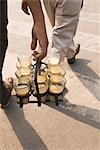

{"left": 68, "top": 44, "right": 80, "bottom": 64}
{"left": 1, "top": 77, "right": 13, "bottom": 109}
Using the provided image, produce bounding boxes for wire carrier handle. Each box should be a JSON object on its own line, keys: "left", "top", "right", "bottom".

{"left": 34, "top": 60, "right": 41, "bottom": 106}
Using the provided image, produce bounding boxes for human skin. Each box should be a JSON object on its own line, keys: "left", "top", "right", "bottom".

{"left": 22, "top": 0, "right": 48, "bottom": 60}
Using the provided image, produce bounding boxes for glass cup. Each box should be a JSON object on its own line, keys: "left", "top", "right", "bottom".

{"left": 15, "top": 69, "right": 33, "bottom": 85}
{"left": 17, "top": 67, "right": 31, "bottom": 76}
{"left": 49, "top": 75, "right": 66, "bottom": 94}
{"left": 38, "top": 83, "right": 48, "bottom": 95}
{"left": 48, "top": 65, "right": 66, "bottom": 76}
{"left": 15, "top": 84, "right": 30, "bottom": 97}
{"left": 49, "top": 84, "right": 64, "bottom": 94}
{"left": 17, "top": 56, "right": 32, "bottom": 68}
{"left": 50, "top": 75, "right": 66, "bottom": 86}
{"left": 13, "top": 79, "right": 30, "bottom": 97}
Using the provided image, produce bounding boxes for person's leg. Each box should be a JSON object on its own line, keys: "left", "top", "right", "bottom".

{"left": 43, "top": 0, "right": 82, "bottom": 62}
{"left": 43, "top": 0, "right": 58, "bottom": 27}
{"left": 0, "top": 0, "right": 8, "bottom": 103}
{"left": 43, "top": 0, "right": 62, "bottom": 62}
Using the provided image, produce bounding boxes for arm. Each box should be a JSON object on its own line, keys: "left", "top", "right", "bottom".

{"left": 22, "top": 0, "right": 48, "bottom": 60}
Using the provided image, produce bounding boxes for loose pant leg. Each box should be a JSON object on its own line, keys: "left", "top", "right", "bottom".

{"left": 43, "top": 0, "right": 82, "bottom": 60}
{"left": 0, "top": 0, "right": 8, "bottom": 102}
{"left": 43, "top": 0, "right": 58, "bottom": 27}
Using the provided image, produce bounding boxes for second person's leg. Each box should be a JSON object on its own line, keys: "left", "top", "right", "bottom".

{"left": 43, "top": 0, "right": 82, "bottom": 62}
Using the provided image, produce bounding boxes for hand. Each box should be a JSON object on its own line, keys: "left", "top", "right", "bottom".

{"left": 22, "top": 0, "right": 48, "bottom": 61}
{"left": 31, "top": 27, "right": 37, "bottom": 50}
{"left": 31, "top": 27, "right": 48, "bottom": 61}
{"left": 32, "top": 48, "right": 47, "bottom": 61}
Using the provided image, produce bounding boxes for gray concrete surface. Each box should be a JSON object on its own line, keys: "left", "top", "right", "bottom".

{"left": 0, "top": 0, "right": 100, "bottom": 150}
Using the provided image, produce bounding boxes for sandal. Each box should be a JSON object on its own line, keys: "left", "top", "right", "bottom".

{"left": 1, "top": 77, "right": 13, "bottom": 109}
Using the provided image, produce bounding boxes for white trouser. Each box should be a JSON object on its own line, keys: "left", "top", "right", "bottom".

{"left": 43, "top": 0, "right": 82, "bottom": 61}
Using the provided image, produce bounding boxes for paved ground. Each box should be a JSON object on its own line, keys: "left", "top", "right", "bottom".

{"left": 0, "top": 0, "right": 100, "bottom": 150}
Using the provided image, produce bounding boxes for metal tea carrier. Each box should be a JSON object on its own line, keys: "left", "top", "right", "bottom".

{"left": 13, "top": 56, "right": 66, "bottom": 108}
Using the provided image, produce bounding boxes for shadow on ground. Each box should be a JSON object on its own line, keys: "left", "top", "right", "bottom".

{"left": 4, "top": 97, "right": 48, "bottom": 150}
{"left": 44, "top": 58, "right": 100, "bottom": 130}
{"left": 70, "top": 58, "right": 100, "bottom": 101}
{"left": 46, "top": 99, "right": 100, "bottom": 129}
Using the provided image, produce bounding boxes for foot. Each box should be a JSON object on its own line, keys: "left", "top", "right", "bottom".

{"left": 67, "top": 44, "right": 80, "bottom": 64}
{"left": 1, "top": 78, "right": 13, "bottom": 109}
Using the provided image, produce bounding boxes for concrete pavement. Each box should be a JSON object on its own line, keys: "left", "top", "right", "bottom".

{"left": 0, "top": 0, "right": 100, "bottom": 150}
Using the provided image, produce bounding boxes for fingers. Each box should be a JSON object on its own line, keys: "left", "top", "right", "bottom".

{"left": 31, "top": 39, "right": 37, "bottom": 50}
{"left": 32, "top": 34, "right": 48, "bottom": 61}
{"left": 22, "top": 0, "right": 30, "bottom": 15}
{"left": 32, "top": 50, "right": 47, "bottom": 61}
{"left": 31, "top": 28, "right": 37, "bottom": 50}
